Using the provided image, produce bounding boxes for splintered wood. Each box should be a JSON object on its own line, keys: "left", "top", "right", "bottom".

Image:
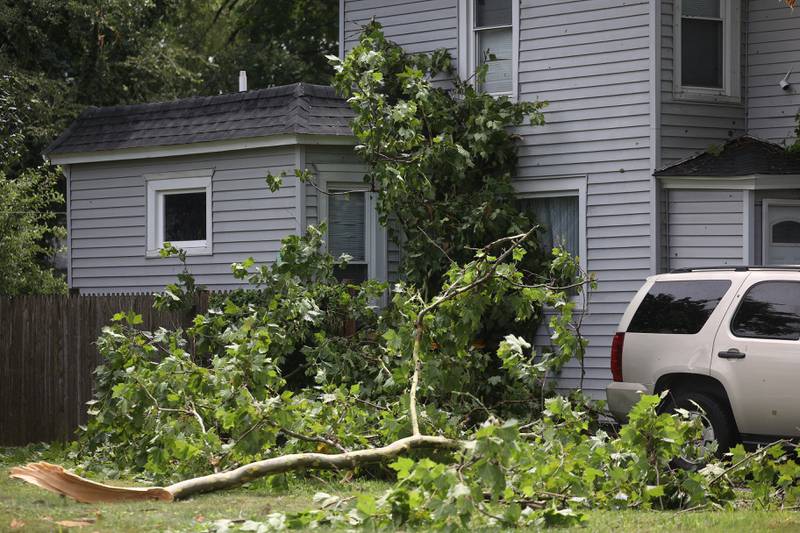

{"left": 8, "top": 462, "right": 173, "bottom": 503}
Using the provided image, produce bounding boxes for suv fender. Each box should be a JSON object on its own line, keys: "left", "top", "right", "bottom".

{"left": 654, "top": 372, "right": 740, "bottom": 437}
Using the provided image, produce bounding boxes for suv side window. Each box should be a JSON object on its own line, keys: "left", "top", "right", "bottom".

{"left": 628, "top": 280, "right": 732, "bottom": 334}
{"left": 731, "top": 281, "right": 800, "bottom": 340}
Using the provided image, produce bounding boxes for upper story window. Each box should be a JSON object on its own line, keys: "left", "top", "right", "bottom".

{"left": 146, "top": 172, "right": 213, "bottom": 257}
{"left": 459, "top": 0, "right": 518, "bottom": 98}
{"left": 675, "top": 0, "right": 741, "bottom": 101}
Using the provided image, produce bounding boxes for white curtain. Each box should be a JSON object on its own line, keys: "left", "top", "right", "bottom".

{"left": 518, "top": 196, "right": 579, "bottom": 256}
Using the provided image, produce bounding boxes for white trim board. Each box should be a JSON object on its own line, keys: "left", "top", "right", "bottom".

{"left": 47, "top": 134, "right": 356, "bottom": 165}
{"left": 659, "top": 175, "right": 800, "bottom": 190}
{"left": 649, "top": 0, "right": 662, "bottom": 274}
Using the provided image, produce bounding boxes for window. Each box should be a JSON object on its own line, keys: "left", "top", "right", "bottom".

{"left": 731, "top": 282, "right": 800, "bottom": 340}
{"left": 328, "top": 189, "right": 369, "bottom": 283}
{"left": 675, "top": 0, "right": 740, "bottom": 99}
{"left": 512, "top": 176, "right": 587, "bottom": 283}
{"left": 628, "top": 280, "right": 732, "bottom": 334}
{"left": 459, "top": 0, "right": 518, "bottom": 97}
{"left": 771, "top": 220, "right": 800, "bottom": 245}
{"left": 320, "top": 182, "right": 388, "bottom": 284}
{"left": 146, "top": 173, "right": 212, "bottom": 256}
{"left": 517, "top": 196, "right": 579, "bottom": 257}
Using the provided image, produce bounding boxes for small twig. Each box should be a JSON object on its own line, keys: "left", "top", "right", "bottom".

{"left": 278, "top": 426, "right": 349, "bottom": 454}
{"left": 417, "top": 225, "right": 455, "bottom": 264}
{"left": 710, "top": 440, "right": 792, "bottom": 485}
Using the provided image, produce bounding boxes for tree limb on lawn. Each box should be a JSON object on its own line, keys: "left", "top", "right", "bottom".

{"left": 10, "top": 435, "right": 462, "bottom": 503}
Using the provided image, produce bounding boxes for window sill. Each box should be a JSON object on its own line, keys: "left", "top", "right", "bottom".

{"left": 146, "top": 245, "right": 213, "bottom": 258}
{"left": 672, "top": 90, "right": 742, "bottom": 106}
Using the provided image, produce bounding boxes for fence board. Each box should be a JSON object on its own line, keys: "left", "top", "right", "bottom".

{"left": 0, "top": 293, "right": 210, "bottom": 446}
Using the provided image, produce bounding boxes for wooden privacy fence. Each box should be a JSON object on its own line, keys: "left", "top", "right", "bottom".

{"left": 0, "top": 293, "right": 210, "bottom": 446}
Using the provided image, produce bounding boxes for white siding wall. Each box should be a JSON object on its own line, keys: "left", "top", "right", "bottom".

{"left": 746, "top": 0, "right": 800, "bottom": 144}
{"left": 517, "top": 0, "right": 653, "bottom": 395}
{"left": 666, "top": 189, "right": 744, "bottom": 270}
{"left": 69, "top": 148, "right": 298, "bottom": 293}
{"left": 343, "top": 0, "right": 458, "bottom": 57}
{"left": 660, "top": 0, "right": 746, "bottom": 166}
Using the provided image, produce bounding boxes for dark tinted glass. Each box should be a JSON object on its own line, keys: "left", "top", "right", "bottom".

{"left": 476, "top": 0, "right": 512, "bottom": 27}
{"left": 732, "top": 282, "right": 800, "bottom": 340}
{"left": 772, "top": 221, "right": 800, "bottom": 244}
{"left": 681, "top": 19, "right": 723, "bottom": 88}
{"left": 164, "top": 192, "right": 206, "bottom": 242}
{"left": 334, "top": 263, "right": 368, "bottom": 283}
{"left": 628, "top": 280, "right": 731, "bottom": 334}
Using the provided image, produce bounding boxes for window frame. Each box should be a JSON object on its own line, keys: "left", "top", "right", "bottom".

{"left": 513, "top": 176, "right": 587, "bottom": 307}
{"left": 145, "top": 170, "right": 213, "bottom": 257}
{"left": 763, "top": 199, "right": 800, "bottom": 259}
{"left": 458, "top": 0, "right": 520, "bottom": 100}
{"left": 730, "top": 280, "right": 800, "bottom": 341}
{"left": 673, "top": 0, "right": 741, "bottom": 103}
{"left": 317, "top": 178, "right": 387, "bottom": 283}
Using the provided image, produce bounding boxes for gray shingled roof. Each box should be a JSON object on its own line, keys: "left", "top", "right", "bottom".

{"left": 655, "top": 135, "right": 800, "bottom": 177}
{"left": 45, "top": 83, "right": 354, "bottom": 155}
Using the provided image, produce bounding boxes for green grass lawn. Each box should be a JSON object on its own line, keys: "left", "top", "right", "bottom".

{"left": 3, "top": 446, "right": 800, "bottom": 532}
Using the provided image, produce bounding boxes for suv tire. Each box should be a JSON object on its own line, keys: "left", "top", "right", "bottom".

{"left": 664, "top": 391, "right": 736, "bottom": 469}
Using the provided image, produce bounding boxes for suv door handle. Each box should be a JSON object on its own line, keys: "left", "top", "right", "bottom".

{"left": 718, "top": 348, "right": 746, "bottom": 359}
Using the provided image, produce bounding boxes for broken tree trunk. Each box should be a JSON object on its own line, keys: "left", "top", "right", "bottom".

{"left": 10, "top": 435, "right": 461, "bottom": 503}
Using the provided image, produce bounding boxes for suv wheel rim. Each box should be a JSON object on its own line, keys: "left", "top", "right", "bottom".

{"left": 680, "top": 410, "right": 717, "bottom": 465}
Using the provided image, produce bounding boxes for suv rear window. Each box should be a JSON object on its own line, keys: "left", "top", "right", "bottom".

{"left": 731, "top": 281, "right": 800, "bottom": 340}
{"left": 628, "top": 280, "right": 731, "bottom": 334}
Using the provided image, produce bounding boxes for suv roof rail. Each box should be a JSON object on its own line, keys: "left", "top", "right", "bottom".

{"left": 670, "top": 265, "right": 800, "bottom": 273}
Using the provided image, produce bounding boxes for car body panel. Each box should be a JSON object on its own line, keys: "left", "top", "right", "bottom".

{"left": 710, "top": 271, "right": 800, "bottom": 436}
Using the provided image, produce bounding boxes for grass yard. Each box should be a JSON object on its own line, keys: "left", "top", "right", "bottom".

{"left": 3, "top": 446, "right": 800, "bottom": 532}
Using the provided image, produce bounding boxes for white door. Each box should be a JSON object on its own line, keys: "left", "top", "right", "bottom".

{"left": 763, "top": 200, "right": 800, "bottom": 265}
{"left": 710, "top": 273, "right": 800, "bottom": 437}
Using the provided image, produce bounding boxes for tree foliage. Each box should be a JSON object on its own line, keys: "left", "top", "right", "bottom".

{"left": 0, "top": 0, "right": 337, "bottom": 175}
{"left": 327, "top": 22, "right": 548, "bottom": 297}
{"left": 77, "top": 226, "right": 587, "bottom": 482}
{"left": 0, "top": 74, "right": 66, "bottom": 294}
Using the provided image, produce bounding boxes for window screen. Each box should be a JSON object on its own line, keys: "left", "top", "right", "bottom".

{"left": 731, "top": 282, "right": 800, "bottom": 340}
{"left": 517, "top": 196, "right": 579, "bottom": 257}
{"left": 163, "top": 191, "right": 206, "bottom": 242}
{"left": 628, "top": 280, "right": 731, "bottom": 334}
{"left": 475, "top": 0, "right": 512, "bottom": 94}
{"left": 681, "top": 0, "right": 723, "bottom": 88}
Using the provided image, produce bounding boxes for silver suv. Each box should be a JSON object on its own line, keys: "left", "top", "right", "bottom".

{"left": 607, "top": 267, "right": 800, "bottom": 452}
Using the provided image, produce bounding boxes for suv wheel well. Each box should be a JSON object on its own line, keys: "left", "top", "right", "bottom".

{"left": 654, "top": 373, "right": 740, "bottom": 435}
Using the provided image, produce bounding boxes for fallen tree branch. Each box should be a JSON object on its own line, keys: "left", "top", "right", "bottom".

{"left": 10, "top": 435, "right": 462, "bottom": 503}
